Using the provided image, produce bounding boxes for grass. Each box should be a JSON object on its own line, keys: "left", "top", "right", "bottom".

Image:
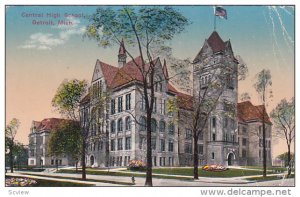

{"left": 57, "top": 169, "right": 193, "bottom": 180}
{"left": 21, "top": 173, "right": 134, "bottom": 185}
{"left": 58, "top": 167, "right": 276, "bottom": 178}
{"left": 151, "top": 168, "right": 277, "bottom": 177}
{"left": 6, "top": 175, "right": 94, "bottom": 187}
{"left": 241, "top": 166, "right": 290, "bottom": 172}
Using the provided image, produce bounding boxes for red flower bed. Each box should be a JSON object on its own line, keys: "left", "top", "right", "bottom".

{"left": 202, "top": 164, "right": 228, "bottom": 172}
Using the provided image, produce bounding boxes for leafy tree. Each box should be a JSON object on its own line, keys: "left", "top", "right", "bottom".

{"left": 52, "top": 79, "right": 88, "bottom": 179}
{"left": 48, "top": 120, "right": 82, "bottom": 172}
{"left": 271, "top": 97, "right": 294, "bottom": 176}
{"left": 5, "top": 118, "right": 20, "bottom": 173}
{"left": 85, "top": 6, "right": 189, "bottom": 186}
{"left": 253, "top": 69, "right": 273, "bottom": 177}
{"left": 277, "top": 152, "right": 295, "bottom": 168}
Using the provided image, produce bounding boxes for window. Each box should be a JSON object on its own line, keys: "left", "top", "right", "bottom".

{"left": 51, "top": 159, "right": 54, "bottom": 165}
{"left": 111, "top": 139, "right": 115, "bottom": 151}
{"left": 198, "top": 144, "right": 203, "bottom": 155}
{"left": 118, "top": 97, "right": 123, "bottom": 112}
{"left": 168, "top": 123, "right": 175, "bottom": 135}
{"left": 159, "top": 120, "right": 165, "bottom": 132}
{"left": 111, "top": 99, "right": 115, "bottom": 114}
{"left": 226, "top": 74, "right": 234, "bottom": 89}
{"left": 212, "top": 117, "right": 216, "bottom": 128}
{"left": 125, "top": 137, "right": 131, "bottom": 150}
{"left": 139, "top": 137, "right": 145, "bottom": 149}
{"left": 139, "top": 116, "right": 147, "bottom": 131}
{"left": 125, "top": 116, "right": 131, "bottom": 131}
{"left": 151, "top": 119, "right": 157, "bottom": 132}
{"left": 223, "top": 117, "right": 228, "bottom": 128}
{"left": 99, "top": 141, "right": 103, "bottom": 150}
{"left": 185, "top": 129, "right": 192, "bottom": 139}
{"left": 117, "top": 138, "right": 123, "bottom": 150}
{"left": 153, "top": 97, "right": 157, "bottom": 113}
{"left": 111, "top": 120, "right": 116, "bottom": 133}
{"left": 125, "top": 93, "right": 131, "bottom": 110}
{"left": 199, "top": 132, "right": 203, "bottom": 141}
{"left": 242, "top": 138, "right": 247, "bottom": 146}
{"left": 151, "top": 138, "right": 156, "bottom": 150}
{"left": 259, "top": 126, "right": 262, "bottom": 135}
{"left": 212, "top": 152, "right": 215, "bottom": 159}
{"left": 168, "top": 140, "right": 174, "bottom": 152}
{"left": 160, "top": 139, "right": 165, "bottom": 151}
{"left": 242, "top": 149, "right": 247, "bottom": 158}
{"left": 212, "top": 133, "right": 216, "bottom": 141}
{"left": 141, "top": 96, "right": 146, "bottom": 110}
{"left": 117, "top": 118, "right": 123, "bottom": 132}
{"left": 242, "top": 127, "right": 247, "bottom": 133}
{"left": 184, "top": 143, "right": 192, "bottom": 154}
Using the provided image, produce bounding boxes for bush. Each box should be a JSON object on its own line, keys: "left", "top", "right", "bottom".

{"left": 127, "top": 160, "right": 146, "bottom": 171}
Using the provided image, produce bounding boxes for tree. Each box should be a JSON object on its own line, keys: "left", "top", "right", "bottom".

{"left": 5, "top": 118, "right": 20, "bottom": 173}
{"left": 85, "top": 6, "right": 189, "bottom": 186}
{"left": 277, "top": 152, "right": 295, "bottom": 168}
{"left": 52, "top": 79, "right": 88, "bottom": 179}
{"left": 253, "top": 69, "right": 272, "bottom": 177}
{"left": 48, "top": 120, "right": 82, "bottom": 172}
{"left": 270, "top": 97, "right": 294, "bottom": 176}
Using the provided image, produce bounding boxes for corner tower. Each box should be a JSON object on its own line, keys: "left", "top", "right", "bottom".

{"left": 193, "top": 31, "right": 239, "bottom": 166}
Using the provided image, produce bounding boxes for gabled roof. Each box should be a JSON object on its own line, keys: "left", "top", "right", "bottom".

{"left": 237, "top": 101, "right": 271, "bottom": 124}
{"left": 31, "top": 118, "right": 72, "bottom": 132}
{"left": 98, "top": 60, "right": 119, "bottom": 88}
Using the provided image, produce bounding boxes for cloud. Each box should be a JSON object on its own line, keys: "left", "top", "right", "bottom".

{"left": 18, "top": 17, "right": 86, "bottom": 50}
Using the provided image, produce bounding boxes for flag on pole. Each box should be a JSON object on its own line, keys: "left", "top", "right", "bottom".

{"left": 215, "top": 6, "right": 227, "bottom": 19}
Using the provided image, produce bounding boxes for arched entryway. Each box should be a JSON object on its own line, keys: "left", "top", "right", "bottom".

{"left": 227, "top": 153, "right": 234, "bottom": 166}
{"left": 90, "top": 155, "right": 94, "bottom": 166}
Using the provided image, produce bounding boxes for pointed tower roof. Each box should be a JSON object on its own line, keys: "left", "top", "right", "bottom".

{"left": 163, "top": 59, "right": 169, "bottom": 79}
{"left": 207, "top": 31, "right": 225, "bottom": 53}
{"left": 118, "top": 39, "right": 126, "bottom": 55}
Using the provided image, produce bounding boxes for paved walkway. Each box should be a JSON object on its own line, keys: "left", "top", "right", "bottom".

{"left": 8, "top": 169, "right": 295, "bottom": 187}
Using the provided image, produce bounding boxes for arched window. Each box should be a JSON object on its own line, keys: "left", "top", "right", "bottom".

{"left": 151, "top": 118, "right": 157, "bottom": 132}
{"left": 159, "top": 120, "right": 165, "bottom": 132}
{"left": 139, "top": 116, "right": 147, "bottom": 131}
{"left": 111, "top": 120, "right": 116, "bottom": 133}
{"left": 125, "top": 116, "right": 131, "bottom": 131}
{"left": 117, "top": 118, "right": 123, "bottom": 132}
{"left": 168, "top": 122, "right": 175, "bottom": 135}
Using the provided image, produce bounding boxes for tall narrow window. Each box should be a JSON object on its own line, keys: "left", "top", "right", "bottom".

{"left": 212, "top": 152, "right": 215, "bottom": 159}
{"left": 117, "top": 138, "right": 123, "bottom": 150}
{"left": 117, "top": 118, "right": 123, "bottom": 132}
{"left": 141, "top": 96, "right": 146, "bottom": 111}
{"left": 153, "top": 97, "right": 157, "bottom": 113}
{"left": 139, "top": 116, "right": 147, "bottom": 131}
{"left": 160, "top": 139, "right": 165, "bottom": 151}
{"left": 125, "top": 116, "right": 131, "bottom": 131}
{"left": 111, "top": 139, "right": 115, "bottom": 151}
{"left": 168, "top": 140, "right": 174, "bottom": 152}
{"left": 212, "top": 117, "right": 216, "bottom": 128}
{"left": 125, "top": 93, "right": 131, "bottom": 110}
{"left": 125, "top": 137, "right": 131, "bottom": 150}
{"left": 168, "top": 123, "right": 175, "bottom": 135}
{"left": 111, "top": 99, "right": 115, "bottom": 114}
{"left": 111, "top": 120, "right": 116, "bottom": 133}
{"left": 118, "top": 96, "right": 123, "bottom": 112}
{"left": 159, "top": 120, "right": 165, "bottom": 132}
{"left": 151, "top": 119, "right": 157, "bottom": 132}
{"left": 212, "top": 133, "right": 216, "bottom": 141}
{"left": 151, "top": 138, "right": 156, "bottom": 150}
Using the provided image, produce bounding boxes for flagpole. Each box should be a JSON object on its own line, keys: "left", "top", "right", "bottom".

{"left": 214, "top": 14, "right": 216, "bottom": 31}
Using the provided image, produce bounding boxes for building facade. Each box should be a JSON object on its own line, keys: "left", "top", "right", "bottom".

{"left": 28, "top": 118, "right": 74, "bottom": 166}
{"left": 81, "top": 31, "right": 272, "bottom": 168}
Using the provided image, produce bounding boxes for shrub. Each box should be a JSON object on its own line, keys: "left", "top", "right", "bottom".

{"left": 127, "top": 160, "right": 146, "bottom": 171}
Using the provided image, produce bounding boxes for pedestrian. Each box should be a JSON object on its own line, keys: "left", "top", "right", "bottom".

{"left": 131, "top": 175, "right": 135, "bottom": 185}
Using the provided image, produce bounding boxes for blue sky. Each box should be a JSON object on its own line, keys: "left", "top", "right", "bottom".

{"left": 5, "top": 5, "right": 294, "bottom": 156}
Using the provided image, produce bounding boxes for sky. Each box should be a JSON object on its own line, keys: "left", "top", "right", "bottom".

{"left": 5, "top": 5, "right": 294, "bottom": 158}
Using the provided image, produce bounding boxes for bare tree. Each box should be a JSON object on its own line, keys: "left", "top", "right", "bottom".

{"left": 5, "top": 118, "right": 20, "bottom": 173}
{"left": 270, "top": 97, "right": 294, "bottom": 176}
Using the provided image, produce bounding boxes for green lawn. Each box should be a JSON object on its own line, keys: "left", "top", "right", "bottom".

{"left": 58, "top": 167, "right": 275, "bottom": 178}
{"left": 151, "top": 168, "right": 274, "bottom": 177}
{"left": 6, "top": 176, "right": 94, "bottom": 187}
{"left": 241, "top": 166, "right": 289, "bottom": 172}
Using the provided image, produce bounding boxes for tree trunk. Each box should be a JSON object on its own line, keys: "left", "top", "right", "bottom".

{"left": 9, "top": 144, "right": 14, "bottom": 173}
{"left": 262, "top": 121, "right": 267, "bottom": 177}
{"left": 287, "top": 145, "right": 291, "bottom": 176}
{"left": 75, "top": 161, "right": 78, "bottom": 173}
{"left": 193, "top": 132, "right": 199, "bottom": 180}
{"left": 81, "top": 139, "right": 86, "bottom": 180}
{"left": 145, "top": 115, "right": 153, "bottom": 186}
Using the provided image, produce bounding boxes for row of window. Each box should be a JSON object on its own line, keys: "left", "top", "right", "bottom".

{"left": 111, "top": 116, "right": 132, "bottom": 133}
{"left": 91, "top": 80, "right": 103, "bottom": 99}
{"left": 110, "top": 156, "right": 130, "bottom": 166}
{"left": 89, "top": 141, "right": 104, "bottom": 152}
{"left": 139, "top": 117, "right": 175, "bottom": 134}
{"left": 110, "top": 137, "right": 131, "bottom": 151}
{"left": 185, "top": 129, "right": 204, "bottom": 140}
{"left": 184, "top": 144, "right": 204, "bottom": 155}
{"left": 259, "top": 139, "right": 271, "bottom": 148}
{"left": 141, "top": 97, "right": 167, "bottom": 115}
{"left": 139, "top": 137, "right": 174, "bottom": 152}
{"left": 111, "top": 93, "right": 131, "bottom": 114}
